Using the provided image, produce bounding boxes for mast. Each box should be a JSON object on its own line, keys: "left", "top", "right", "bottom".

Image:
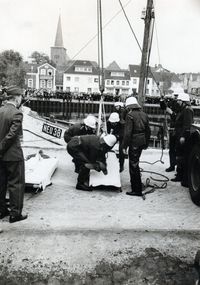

{"left": 137, "top": 0, "right": 154, "bottom": 107}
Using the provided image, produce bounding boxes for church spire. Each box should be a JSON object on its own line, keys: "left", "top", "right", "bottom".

{"left": 54, "top": 14, "right": 64, "bottom": 47}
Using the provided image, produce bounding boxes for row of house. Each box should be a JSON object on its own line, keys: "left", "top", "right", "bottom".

{"left": 24, "top": 59, "right": 182, "bottom": 97}
{"left": 24, "top": 15, "right": 183, "bottom": 97}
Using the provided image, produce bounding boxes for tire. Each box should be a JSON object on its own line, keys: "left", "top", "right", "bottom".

{"left": 188, "top": 144, "right": 200, "bottom": 206}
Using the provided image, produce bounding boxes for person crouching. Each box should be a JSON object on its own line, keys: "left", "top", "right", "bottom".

{"left": 67, "top": 134, "right": 117, "bottom": 191}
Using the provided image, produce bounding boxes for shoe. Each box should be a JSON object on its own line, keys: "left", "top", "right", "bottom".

{"left": 171, "top": 176, "right": 181, "bottom": 182}
{"left": 126, "top": 191, "right": 143, "bottom": 197}
{"left": 165, "top": 166, "right": 175, "bottom": 172}
{"left": 9, "top": 214, "right": 28, "bottom": 223}
{"left": 0, "top": 208, "right": 10, "bottom": 219}
{"left": 181, "top": 182, "right": 189, "bottom": 188}
{"left": 76, "top": 183, "right": 92, "bottom": 191}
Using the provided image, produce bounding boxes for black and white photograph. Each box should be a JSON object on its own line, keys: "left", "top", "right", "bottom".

{"left": 0, "top": 0, "right": 200, "bottom": 284}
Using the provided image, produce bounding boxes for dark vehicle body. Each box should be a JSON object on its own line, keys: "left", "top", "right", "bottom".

{"left": 187, "top": 124, "right": 200, "bottom": 205}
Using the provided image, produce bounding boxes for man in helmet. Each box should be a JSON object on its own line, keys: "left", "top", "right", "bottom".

{"left": 0, "top": 86, "right": 28, "bottom": 223}
{"left": 171, "top": 93, "right": 193, "bottom": 187}
{"left": 122, "top": 96, "right": 151, "bottom": 197}
{"left": 107, "top": 112, "right": 125, "bottom": 172}
{"left": 64, "top": 114, "right": 97, "bottom": 173}
{"left": 67, "top": 134, "right": 117, "bottom": 191}
{"left": 113, "top": 101, "right": 126, "bottom": 123}
{"left": 64, "top": 114, "right": 97, "bottom": 143}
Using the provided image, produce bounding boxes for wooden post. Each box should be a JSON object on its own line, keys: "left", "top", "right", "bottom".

{"left": 138, "top": 0, "right": 154, "bottom": 107}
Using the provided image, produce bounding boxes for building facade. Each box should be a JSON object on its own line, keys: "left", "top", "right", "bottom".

{"left": 63, "top": 60, "right": 99, "bottom": 93}
{"left": 24, "top": 62, "right": 56, "bottom": 91}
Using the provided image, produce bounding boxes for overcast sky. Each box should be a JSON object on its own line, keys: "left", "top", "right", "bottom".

{"left": 0, "top": 0, "right": 199, "bottom": 73}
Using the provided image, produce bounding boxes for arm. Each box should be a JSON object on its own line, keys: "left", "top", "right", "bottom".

{"left": 122, "top": 114, "right": 133, "bottom": 149}
{"left": 0, "top": 112, "right": 23, "bottom": 156}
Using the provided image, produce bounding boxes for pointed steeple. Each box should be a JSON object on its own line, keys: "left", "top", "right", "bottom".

{"left": 54, "top": 15, "right": 64, "bottom": 47}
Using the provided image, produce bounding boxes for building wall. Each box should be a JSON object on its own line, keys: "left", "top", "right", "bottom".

{"left": 50, "top": 47, "right": 67, "bottom": 67}
{"left": 63, "top": 73, "right": 99, "bottom": 93}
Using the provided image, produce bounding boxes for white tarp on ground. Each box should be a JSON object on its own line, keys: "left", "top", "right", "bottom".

{"left": 25, "top": 151, "right": 58, "bottom": 190}
{"left": 89, "top": 151, "right": 121, "bottom": 188}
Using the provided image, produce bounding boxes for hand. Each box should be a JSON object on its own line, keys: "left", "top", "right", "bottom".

{"left": 123, "top": 148, "right": 127, "bottom": 155}
{"left": 180, "top": 137, "right": 185, "bottom": 144}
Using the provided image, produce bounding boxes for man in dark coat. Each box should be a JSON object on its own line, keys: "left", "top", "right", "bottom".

{"left": 64, "top": 114, "right": 97, "bottom": 143}
{"left": 67, "top": 134, "right": 117, "bottom": 191}
{"left": 122, "top": 97, "right": 151, "bottom": 197}
{"left": 171, "top": 93, "right": 194, "bottom": 187}
{"left": 0, "top": 86, "right": 27, "bottom": 223}
{"left": 64, "top": 114, "right": 97, "bottom": 173}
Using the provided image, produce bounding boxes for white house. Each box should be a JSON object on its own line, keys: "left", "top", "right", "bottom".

{"left": 25, "top": 62, "right": 56, "bottom": 91}
{"left": 63, "top": 60, "right": 99, "bottom": 93}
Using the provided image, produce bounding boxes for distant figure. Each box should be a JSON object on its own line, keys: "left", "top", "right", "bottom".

{"left": 67, "top": 134, "right": 117, "bottom": 191}
{"left": 0, "top": 86, "right": 28, "bottom": 223}
{"left": 160, "top": 94, "right": 179, "bottom": 172}
{"left": 122, "top": 97, "right": 151, "bottom": 197}
{"left": 107, "top": 112, "right": 125, "bottom": 172}
{"left": 113, "top": 102, "right": 126, "bottom": 123}
{"left": 171, "top": 93, "right": 194, "bottom": 187}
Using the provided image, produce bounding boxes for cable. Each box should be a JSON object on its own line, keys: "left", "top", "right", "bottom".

{"left": 118, "top": 0, "right": 142, "bottom": 52}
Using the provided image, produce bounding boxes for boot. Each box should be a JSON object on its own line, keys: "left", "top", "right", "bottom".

{"left": 165, "top": 166, "right": 175, "bottom": 172}
{"left": 126, "top": 191, "right": 143, "bottom": 197}
{"left": 76, "top": 183, "right": 92, "bottom": 191}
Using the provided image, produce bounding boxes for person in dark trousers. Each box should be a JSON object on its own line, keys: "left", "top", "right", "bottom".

{"left": 171, "top": 93, "right": 194, "bottom": 187}
{"left": 67, "top": 134, "right": 117, "bottom": 191}
{"left": 160, "top": 94, "right": 179, "bottom": 172}
{"left": 107, "top": 112, "right": 125, "bottom": 172}
{"left": 122, "top": 97, "right": 151, "bottom": 197}
{"left": 64, "top": 114, "right": 97, "bottom": 173}
{"left": 0, "top": 86, "right": 28, "bottom": 223}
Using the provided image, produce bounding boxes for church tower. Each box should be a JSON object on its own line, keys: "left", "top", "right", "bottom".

{"left": 51, "top": 15, "right": 70, "bottom": 67}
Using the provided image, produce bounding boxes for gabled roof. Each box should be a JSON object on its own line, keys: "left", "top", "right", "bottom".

{"left": 23, "top": 62, "right": 39, "bottom": 73}
{"left": 106, "top": 61, "right": 121, "bottom": 71}
{"left": 129, "top": 64, "right": 141, "bottom": 77}
{"left": 104, "top": 69, "right": 130, "bottom": 80}
{"left": 64, "top": 60, "right": 99, "bottom": 75}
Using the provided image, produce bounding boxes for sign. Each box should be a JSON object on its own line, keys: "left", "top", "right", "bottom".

{"left": 42, "top": 123, "right": 62, "bottom": 139}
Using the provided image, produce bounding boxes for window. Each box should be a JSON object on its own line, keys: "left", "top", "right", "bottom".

{"left": 48, "top": 69, "right": 52, "bottom": 76}
{"left": 146, "top": 89, "right": 149, "bottom": 94}
{"left": 74, "top": 87, "right": 79, "bottom": 92}
{"left": 133, "top": 78, "right": 137, "bottom": 84}
{"left": 107, "top": 80, "right": 110, "bottom": 85}
{"left": 147, "top": 79, "right": 150, "bottom": 84}
{"left": 75, "top": 77, "right": 79, "bottom": 82}
{"left": 111, "top": 80, "right": 114, "bottom": 85}
{"left": 88, "top": 77, "right": 92, "bottom": 84}
{"left": 66, "top": 77, "right": 71, "bottom": 81}
{"left": 94, "top": 78, "right": 98, "bottom": 83}
{"left": 116, "top": 81, "right": 119, "bottom": 85}
{"left": 111, "top": 72, "right": 125, "bottom": 77}
{"left": 40, "top": 69, "right": 46, "bottom": 75}
{"left": 66, "top": 87, "right": 70, "bottom": 92}
{"left": 126, "top": 81, "right": 129, "bottom": 86}
{"left": 40, "top": 80, "right": 45, "bottom": 88}
{"left": 47, "top": 80, "right": 52, "bottom": 88}
{"left": 87, "top": 88, "right": 92, "bottom": 93}
{"left": 28, "top": 79, "right": 33, "bottom": 88}
{"left": 122, "top": 81, "right": 125, "bottom": 86}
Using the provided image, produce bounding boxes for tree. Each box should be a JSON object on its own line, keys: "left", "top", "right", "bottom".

{"left": 0, "top": 50, "right": 26, "bottom": 87}
{"left": 30, "top": 51, "right": 55, "bottom": 66}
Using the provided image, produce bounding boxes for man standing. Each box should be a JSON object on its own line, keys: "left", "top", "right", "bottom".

{"left": 67, "top": 134, "right": 117, "bottom": 191}
{"left": 171, "top": 93, "right": 194, "bottom": 187}
{"left": 122, "top": 97, "right": 151, "bottom": 197}
{"left": 0, "top": 86, "right": 27, "bottom": 223}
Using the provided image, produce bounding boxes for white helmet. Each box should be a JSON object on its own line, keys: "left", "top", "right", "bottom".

{"left": 114, "top": 102, "right": 124, "bottom": 108}
{"left": 103, "top": 134, "right": 117, "bottom": 147}
{"left": 84, "top": 115, "right": 97, "bottom": 129}
{"left": 177, "top": 93, "right": 190, "bottom": 102}
{"left": 125, "top": 96, "right": 140, "bottom": 107}
{"left": 108, "top": 112, "right": 120, "bottom": 123}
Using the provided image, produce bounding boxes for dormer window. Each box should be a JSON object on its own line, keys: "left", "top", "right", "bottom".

{"left": 40, "top": 69, "right": 46, "bottom": 75}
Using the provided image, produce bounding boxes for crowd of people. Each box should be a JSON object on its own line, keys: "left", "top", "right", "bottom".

{"left": 0, "top": 85, "right": 195, "bottom": 234}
